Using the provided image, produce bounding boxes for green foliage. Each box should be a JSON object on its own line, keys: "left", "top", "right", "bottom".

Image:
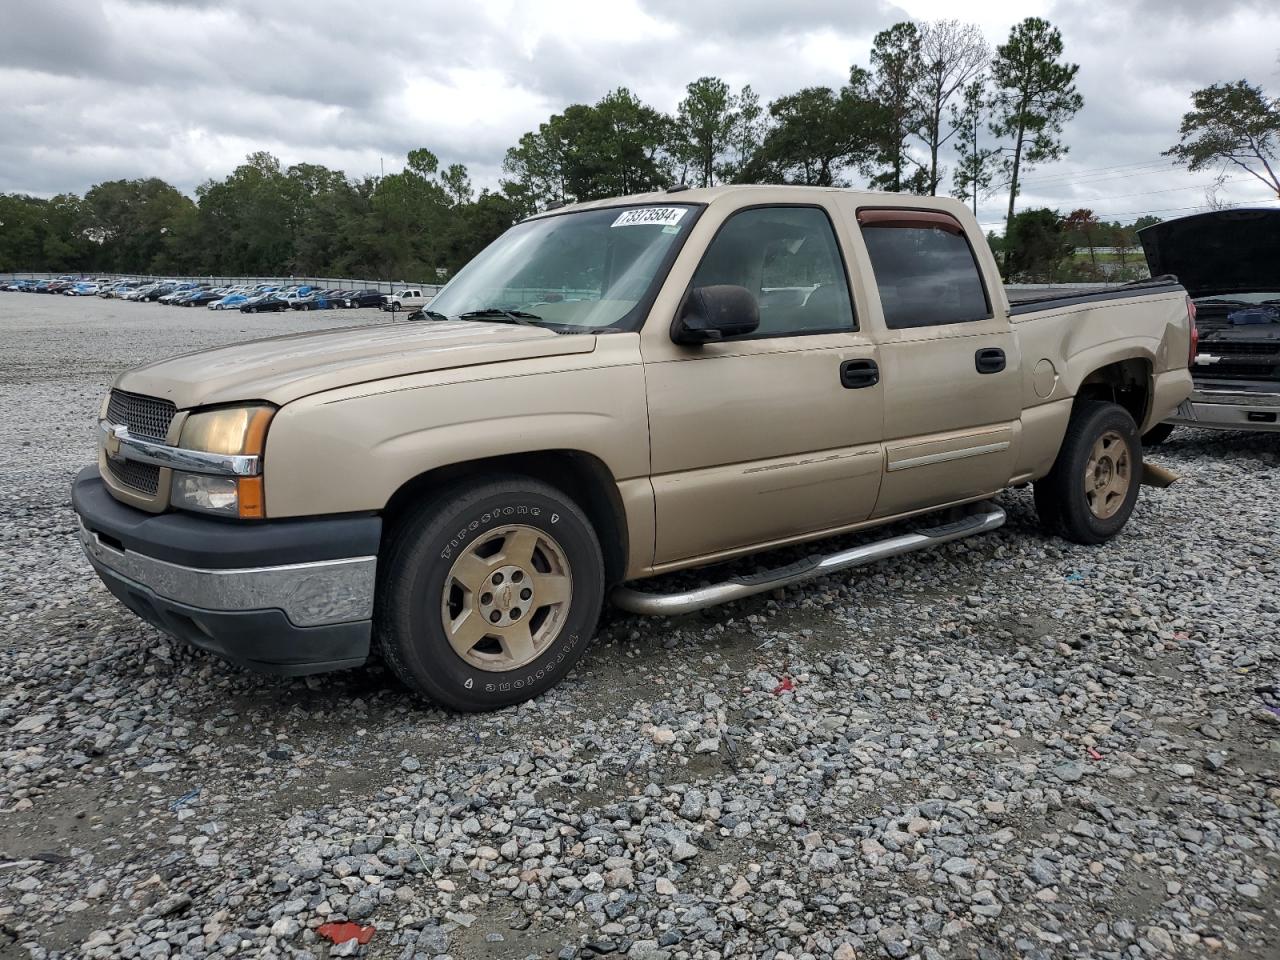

{"left": 869, "top": 22, "right": 924, "bottom": 193}
{"left": 745, "top": 72, "right": 882, "bottom": 186}
{"left": 721, "top": 85, "right": 765, "bottom": 184}
{"left": 990, "top": 16, "right": 1083, "bottom": 273}
{"left": 1164, "top": 80, "right": 1280, "bottom": 196}
{"left": 672, "top": 77, "right": 736, "bottom": 187}
{"left": 0, "top": 193, "right": 91, "bottom": 271}
{"left": 1003, "top": 207, "right": 1072, "bottom": 281}
{"left": 951, "top": 79, "right": 999, "bottom": 213}
{"left": 80, "top": 178, "right": 196, "bottom": 272}
{"left": 0, "top": 147, "right": 522, "bottom": 280}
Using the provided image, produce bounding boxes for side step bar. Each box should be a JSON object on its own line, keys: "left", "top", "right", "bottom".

{"left": 611, "top": 502, "right": 1006, "bottom": 616}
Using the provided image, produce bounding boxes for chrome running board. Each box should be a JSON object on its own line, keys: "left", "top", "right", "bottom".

{"left": 611, "top": 502, "right": 1006, "bottom": 616}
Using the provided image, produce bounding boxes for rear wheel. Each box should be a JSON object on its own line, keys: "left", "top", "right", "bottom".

{"left": 1034, "top": 400, "right": 1142, "bottom": 545}
{"left": 1142, "top": 422, "right": 1175, "bottom": 447}
{"left": 375, "top": 477, "right": 604, "bottom": 710}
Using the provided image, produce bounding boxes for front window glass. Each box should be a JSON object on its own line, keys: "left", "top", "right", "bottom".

{"left": 690, "top": 206, "right": 855, "bottom": 337}
{"left": 428, "top": 205, "right": 696, "bottom": 331}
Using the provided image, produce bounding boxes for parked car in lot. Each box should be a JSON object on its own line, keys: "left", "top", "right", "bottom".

{"left": 1139, "top": 209, "right": 1280, "bottom": 441}
{"left": 158, "top": 284, "right": 201, "bottom": 304}
{"left": 178, "top": 288, "right": 228, "bottom": 307}
{"left": 342, "top": 288, "right": 386, "bottom": 309}
{"left": 291, "top": 290, "right": 335, "bottom": 310}
{"left": 74, "top": 186, "right": 1194, "bottom": 710}
{"left": 66, "top": 282, "right": 100, "bottom": 296}
{"left": 240, "top": 291, "right": 302, "bottom": 313}
{"left": 138, "top": 284, "right": 178, "bottom": 302}
{"left": 211, "top": 290, "right": 254, "bottom": 310}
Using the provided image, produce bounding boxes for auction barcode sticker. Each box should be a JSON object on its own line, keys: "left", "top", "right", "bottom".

{"left": 611, "top": 207, "right": 688, "bottom": 228}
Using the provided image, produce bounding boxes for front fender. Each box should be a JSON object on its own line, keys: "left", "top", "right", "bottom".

{"left": 262, "top": 360, "right": 650, "bottom": 519}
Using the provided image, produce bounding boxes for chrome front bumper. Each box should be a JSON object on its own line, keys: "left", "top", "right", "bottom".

{"left": 77, "top": 518, "right": 376, "bottom": 628}
{"left": 1166, "top": 388, "right": 1280, "bottom": 433}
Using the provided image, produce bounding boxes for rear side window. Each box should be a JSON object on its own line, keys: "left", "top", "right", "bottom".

{"left": 860, "top": 212, "right": 991, "bottom": 330}
{"left": 691, "top": 206, "right": 856, "bottom": 337}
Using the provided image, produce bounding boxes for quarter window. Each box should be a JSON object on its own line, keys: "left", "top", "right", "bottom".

{"left": 690, "top": 206, "right": 855, "bottom": 337}
{"left": 860, "top": 215, "right": 991, "bottom": 329}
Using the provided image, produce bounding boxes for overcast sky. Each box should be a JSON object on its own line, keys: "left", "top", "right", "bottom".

{"left": 3, "top": 0, "right": 1279, "bottom": 229}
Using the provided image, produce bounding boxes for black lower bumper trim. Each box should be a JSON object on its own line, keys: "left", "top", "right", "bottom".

{"left": 72, "top": 466, "right": 381, "bottom": 569}
{"left": 96, "top": 563, "right": 370, "bottom": 676}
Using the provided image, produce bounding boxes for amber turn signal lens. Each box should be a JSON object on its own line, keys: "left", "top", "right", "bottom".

{"left": 236, "top": 476, "right": 264, "bottom": 519}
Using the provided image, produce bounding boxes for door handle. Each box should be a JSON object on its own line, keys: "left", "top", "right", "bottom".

{"left": 975, "top": 347, "right": 1006, "bottom": 374}
{"left": 840, "top": 358, "right": 879, "bottom": 389}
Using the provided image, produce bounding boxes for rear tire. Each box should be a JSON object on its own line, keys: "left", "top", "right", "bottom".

{"left": 1034, "top": 400, "right": 1142, "bottom": 545}
{"left": 375, "top": 477, "right": 604, "bottom": 711}
{"left": 1142, "top": 422, "right": 1175, "bottom": 447}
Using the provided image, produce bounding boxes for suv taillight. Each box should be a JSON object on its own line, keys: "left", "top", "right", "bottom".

{"left": 1186, "top": 297, "right": 1198, "bottom": 364}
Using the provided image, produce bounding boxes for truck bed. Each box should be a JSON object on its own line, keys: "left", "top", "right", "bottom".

{"left": 1008, "top": 276, "right": 1183, "bottom": 315}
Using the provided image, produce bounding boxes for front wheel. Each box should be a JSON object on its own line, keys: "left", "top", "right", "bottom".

{"left": 1034, "top": 400, "right": 1142, "bottom": 545}
{"left": 375, "top": 477, "right": 604, "bottom": 711}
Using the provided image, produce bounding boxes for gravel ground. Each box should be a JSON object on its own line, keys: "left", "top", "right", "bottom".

{"left": 1, "top": 293, "right": 1277, "bottom": 960}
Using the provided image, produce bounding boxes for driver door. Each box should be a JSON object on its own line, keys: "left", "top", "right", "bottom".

{"left": 641, "top": 203, "right": 884, "bottom": 566}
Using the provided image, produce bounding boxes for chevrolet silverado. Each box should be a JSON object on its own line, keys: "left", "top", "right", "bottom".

{"left": 72, "top": 186, "right": 1195, "bottom": 710}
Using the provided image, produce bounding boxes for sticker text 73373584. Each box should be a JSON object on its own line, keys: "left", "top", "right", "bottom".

{"left": 611, "top": 207, "right": 688, "bottom": 229}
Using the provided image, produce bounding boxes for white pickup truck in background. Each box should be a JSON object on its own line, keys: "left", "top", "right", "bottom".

{"left": 382, "top": 288, "right": 426, "bottom": 312}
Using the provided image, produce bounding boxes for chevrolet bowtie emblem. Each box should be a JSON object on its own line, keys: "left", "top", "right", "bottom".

{"left": 104, "top": 424, "right": 125, "bottom": 460}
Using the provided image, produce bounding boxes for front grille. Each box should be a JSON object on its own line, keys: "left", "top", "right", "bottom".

{"left": 106, "top": 456, "right": 161, "bottom": 495}
{"left": 1202, "top": 361, "right": 1280, "bottom": 381}
{"left": 106, "top": 389, "right": 176, "bottom": 442}
{"left": 1210, "top": 341, "right": 1280, "bottom": 357}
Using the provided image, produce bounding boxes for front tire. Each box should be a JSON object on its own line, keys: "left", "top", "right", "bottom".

{"left": 375, "top": 477, "right": 604, "bottom": 711}
{"left": 1034, "top": 400, "right": 1142, "bottom": 545}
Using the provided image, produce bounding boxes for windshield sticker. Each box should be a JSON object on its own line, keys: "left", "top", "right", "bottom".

{"left": 611, "top": 207, "right": 688, "bottom": 229}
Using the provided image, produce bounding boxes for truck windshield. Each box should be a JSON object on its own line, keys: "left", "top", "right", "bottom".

{"left": 428, "top": 204, "right": 698, "bottom": 331}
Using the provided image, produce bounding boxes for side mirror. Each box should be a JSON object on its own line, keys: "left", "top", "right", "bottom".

{"left": 671, "top": 284, "right": 760, "bottom": 345}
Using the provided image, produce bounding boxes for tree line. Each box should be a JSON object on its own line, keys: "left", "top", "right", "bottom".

{"left": 2, "top": 16, "right": 1276, "bottom": 282}
{"left": 0, "top": 149, "right": 521, "bottom": 281}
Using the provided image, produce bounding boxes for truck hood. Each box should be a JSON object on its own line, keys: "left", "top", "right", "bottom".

{"left": 115, "top": 320, "right": 596, "bottom": 409}
{"left": 1139, "top": 209, "right": 1280, "bottom": 299}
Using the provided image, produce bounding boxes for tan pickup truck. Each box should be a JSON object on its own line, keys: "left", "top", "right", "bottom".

{"left": 72, "top": 186, "right": 1194, "bottom": 710}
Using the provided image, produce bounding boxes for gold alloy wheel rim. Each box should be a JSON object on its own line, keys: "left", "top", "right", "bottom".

{"left": 440, "top": 524, "right": 573, "bottom": 672}
{"left": 1084, "top": 430, "right": 1131, "bottom": 520}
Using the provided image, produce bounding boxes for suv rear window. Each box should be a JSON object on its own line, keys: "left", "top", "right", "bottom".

{"left": 860, "top": 212, "right": 990, "bottom": 329}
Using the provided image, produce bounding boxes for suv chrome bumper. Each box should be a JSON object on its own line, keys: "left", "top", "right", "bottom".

{"left": 77, "top": 519, "right": 376, "bottom": 628}
{"left": 1166, "top": 389, "right": 1280, "bottom": 432}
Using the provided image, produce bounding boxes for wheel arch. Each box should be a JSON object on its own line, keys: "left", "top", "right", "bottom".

{"left": 381, "top": 449, "right": 630, "bottom": 587}
{"left": 1071, "top": 354, "right": 1154, "bottom": 429}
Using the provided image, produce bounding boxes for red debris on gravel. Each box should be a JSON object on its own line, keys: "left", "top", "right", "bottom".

{"left": 317, "top": 922, "right": 376, "bottom": 946}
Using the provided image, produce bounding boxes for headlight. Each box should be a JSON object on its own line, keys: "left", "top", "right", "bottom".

{"left": 170, "top": 405, "right": 273, "bottom": 519}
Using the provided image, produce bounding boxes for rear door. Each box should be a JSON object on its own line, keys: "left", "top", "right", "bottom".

{"left": 642, "top": 201, "right": 884, "bottom": 565}
{"left": 854, "top": 208, "right": 1021, "bottom": 517}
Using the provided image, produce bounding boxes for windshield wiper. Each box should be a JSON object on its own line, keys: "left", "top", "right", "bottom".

{"left": 458, "top": 307, "right": 544, "bottom": 326}
{"left": 420, "top": 309, "right": 450, "bottom": 321}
